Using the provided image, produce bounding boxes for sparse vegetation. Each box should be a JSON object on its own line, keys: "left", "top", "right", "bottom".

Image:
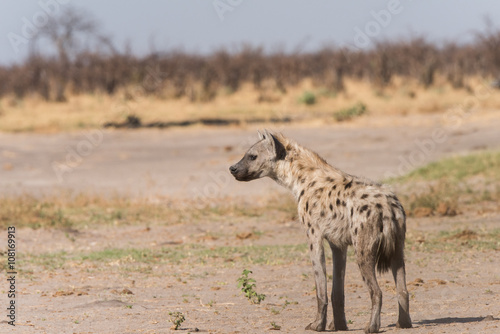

{"left": 0, "top": 193, "right": 296, "bottom": 229}
{"left": 389, "top": 150, "right": 500, "bottom": 216}
{"left": 2, "top": 10, "right": 500, "bottom": 132}
{"left": 169, "top": 311, "right": 185, "bottom": 330}
{"left": 237, "top": 269, "right": 266, "bottom": 304}
{"left": 298, "top": 91, "right": 317, "bottom": 105}
{"left": 333, "top": 102, "right": 367, "bottom": 121}
{"left": 270, "top": 322, "right": 281, "bottom": 330}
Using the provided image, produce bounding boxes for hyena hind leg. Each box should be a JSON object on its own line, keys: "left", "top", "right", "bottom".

{"left": 391, "top": 247, "right": 412, "bottom": 329}
{"left": 358, "top": 255, "right": 382, "bottom": 333}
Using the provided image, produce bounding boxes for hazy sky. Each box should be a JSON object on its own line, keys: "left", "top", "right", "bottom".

{"left": 1, "top": 0, "right": 500, "bottom": 64}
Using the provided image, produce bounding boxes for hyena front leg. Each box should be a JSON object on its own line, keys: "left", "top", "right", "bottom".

{"left": 328, "top": 242, "right": 348, "bottom": 331}
{"left": 306, "top": 237, "right": 328, "bottom": 331}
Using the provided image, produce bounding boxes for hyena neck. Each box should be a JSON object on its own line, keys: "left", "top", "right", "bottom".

{"left": 272, "top": 140, "right": 345, "bottom": 201}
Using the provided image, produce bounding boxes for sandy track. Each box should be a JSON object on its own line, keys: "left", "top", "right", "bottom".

{"left": 1, "top": 113, "right": 500, "bottom": 199}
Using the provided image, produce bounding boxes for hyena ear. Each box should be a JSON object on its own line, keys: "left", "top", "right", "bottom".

{"left": 258, "top": 130, "right": 265, "bottom": 140}
{"left": 269, "top": 133, "right": 286, "bottom": 160}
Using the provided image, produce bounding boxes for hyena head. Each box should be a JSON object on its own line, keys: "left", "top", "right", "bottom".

{"left": 229, "top": 130, "right": 286, "bottom": 182}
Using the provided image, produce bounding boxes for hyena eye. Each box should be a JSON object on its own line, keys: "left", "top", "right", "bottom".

{"left": 249, "top": 154, "right": 257, "bottom": 161}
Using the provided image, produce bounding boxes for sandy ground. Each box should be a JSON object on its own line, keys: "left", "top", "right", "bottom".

{"left": 1, "top": 111, "right": 500, "bottom": 333}
{"left": 1, "top": 112, "right": 500, "bottom": 199}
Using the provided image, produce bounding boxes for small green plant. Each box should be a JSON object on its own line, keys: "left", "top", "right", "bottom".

{"left": 169, "top": 311, "right": 185, "bottom": 330}
{"left": 125, "top": 305, "right": 132, "bottom": 309}
{"left": 237, "top": 269, "right": 266, "bottom": 304}
{"left": 298, "top": 91, "right": 316, "bottom": 105}
{"left": 270, "top": 322, "right": 281, "bottom": 330}
{"left": 333, "top": 102, "right": 367, "bottom": 121}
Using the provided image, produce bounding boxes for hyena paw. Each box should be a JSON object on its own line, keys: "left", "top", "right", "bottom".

{"left": 364, "top": 323, "right": 380, "bottom": 333}
{"left": 328, "top": 320, "right": 348, "bottom": 331}
{"left": 396, "top": 319, "right": 412, "bottom": 329}
{"left": 305, "top": 320, "right": 326, "bottom": 331}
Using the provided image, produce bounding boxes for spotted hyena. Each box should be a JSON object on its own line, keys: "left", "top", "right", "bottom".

{"left": 229, "top": 130, "right": 412, "bottom": 333}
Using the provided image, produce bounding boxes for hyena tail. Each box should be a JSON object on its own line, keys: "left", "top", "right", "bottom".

{"left": 375, "top": 207, "right": 406, "bottom": 274}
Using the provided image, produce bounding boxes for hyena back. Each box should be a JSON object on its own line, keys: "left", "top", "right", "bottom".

{"left": 229, "top": 130, "right": 412, "bottom": 333}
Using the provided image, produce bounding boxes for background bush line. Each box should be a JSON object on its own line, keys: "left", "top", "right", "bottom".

{"left": 2, "top": 29, "right": 500, "bottom": 102}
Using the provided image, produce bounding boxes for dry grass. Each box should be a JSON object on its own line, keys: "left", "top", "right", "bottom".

{"left": 1, "top": 76, "right": 499, "bottom": 132}
{"left": 390, "top": 150, "right": 500, "bottom": 216}
{"left": 0, "top": 192, "right": 296, "bottom": 230}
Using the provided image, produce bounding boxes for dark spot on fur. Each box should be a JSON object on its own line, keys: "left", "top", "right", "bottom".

{"left": 311, "top": 228, "right": 315, "bottom": 235}
{"left": 326, "top": 177, "right": 334, "bottom": 182}
{"left": 359, "top": 204, "right": 369, "bottom": 213}
{"left": 329, "top": 204, "right": 333, "bottom": 211}
{"left": 360, "top": 223, "right": 364, "bottom": 229}
{"left": 378, "top": 220, "right": 383, "bottom": 232}
{"left": 350, "top": 207, "right": 354, "bottom": 217}
{"left": 328, "top": 190, "right": 332, "bottom": 197}
{"left": 337, "top": 190, "right": 341, "bottom": 197}
{"left": 308, "top": 222, "right": 311, "bottom": 227}
{"left": 332, "top": 184, "right": 337, "bottom": 190}
{"left": 310, "top": 244, "right": 313, "bottom": 251}
{"left": 314, "top": 187, "right": 324, "bottom": 197}
{"left": 301, "top": 178, "right": 306, "bottom": 184}
{"left": 336, "top": 198, "right": 341, "bottom": 206}
{"left": 388, "top": 194, "right": 398, "bottom": 201}
{"left": 305, "top": 201, "right": 309, "bottom": 212}
{"left": 366, "top": 209, "right": 371, "bottom": 218}
{"left": 342, "top": 201, "right": 346, "bottom": 207}
{"left": 362, "top": 276, "right": 366, "bottom": 282}
{"left": 333, "top": 212, "right": 337, "bottom": 219}
{"left": 374, "top": 194, "right": 382, "bottom": 198}
{"left": 320, "top": 211, "right": 325, "bottom": 217}
{"left": 360, "top": 250, "right": 364, "bottom": 257}
{"left": 391, "top": 202, "right": 400, "bottom": 209}
{"left": 375, "top": 203, "right": 383, "bottom": 209}
{"left": 361, "top": 194, "right": 369, "bottom": 199}
{"left": 354, "top": 227, "right": 358, "bottom": 235}
{"left": 298, "top": 189, "right": 305, "bottom": 201}
{"left": 309, "top": 181, "right": 317, "bottom": 188}
{"left": 344, "top": 180, "right": 353, "bottom": 190}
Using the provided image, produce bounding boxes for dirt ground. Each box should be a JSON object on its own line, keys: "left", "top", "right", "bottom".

{"left": 1, "top": 111, "right": 500, "bottom": 333}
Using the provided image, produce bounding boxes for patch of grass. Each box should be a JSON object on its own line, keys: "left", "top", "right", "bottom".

{"left": 388, "top": 150, "right": 500, "bottom": 216}
{"left": 407, "top": 229, "right": 500, "bottom": 252}
{"left": 393, "top": 150, "right": 500, "bottom": 183}
{"left": 0, "top": 193, "right": 297, "bottom": 230}
{"left": 298, "top": 91, "right": 316, "bottom": 105}
{"left": 333, "top": 102, "right": 367, "bottom": 121}
{"left": 22, "top": 243, "right": 311, "bottom": 271}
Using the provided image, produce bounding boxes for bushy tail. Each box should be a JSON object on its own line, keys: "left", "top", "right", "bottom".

{"left": 376, "top": 205, "right": 406, "bottom": 274}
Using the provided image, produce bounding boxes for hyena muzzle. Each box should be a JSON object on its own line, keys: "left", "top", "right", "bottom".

{"left": 229, "top": 130, "right": 412, "bottom": 333}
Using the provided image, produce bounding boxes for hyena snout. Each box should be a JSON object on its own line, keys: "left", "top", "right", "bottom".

{"left": 229, "top": 164, "right": 238, "bottom": 175}
{"left": 229, "top": 161, "right": 260, "bottom": 182}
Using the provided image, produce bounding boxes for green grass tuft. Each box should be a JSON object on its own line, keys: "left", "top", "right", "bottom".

{"left": 298, "top": 91, "right": 317, "bottom": 105}
{"left": 333, "top": 102, "right": 367, "bottom": 121}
